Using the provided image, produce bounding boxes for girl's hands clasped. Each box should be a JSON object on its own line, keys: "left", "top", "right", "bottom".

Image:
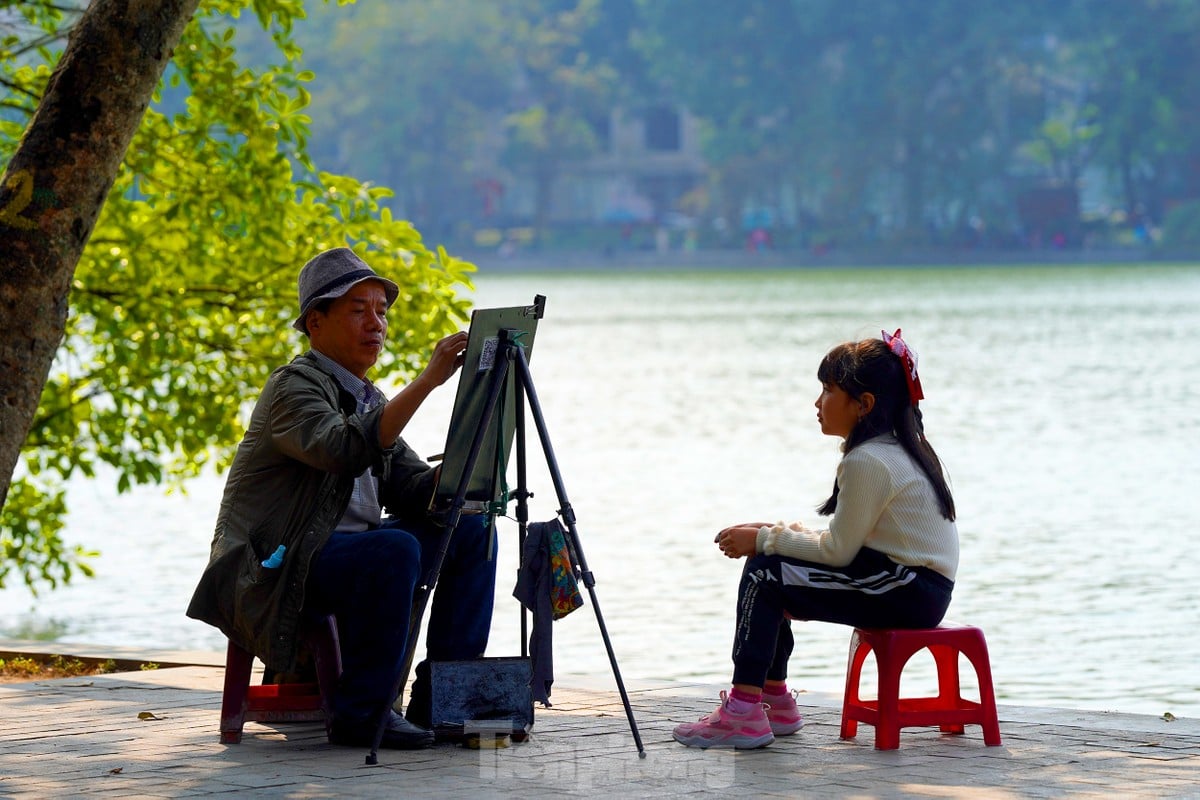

{"left": 714, "top": 523, "right": 764, "bottom": 559}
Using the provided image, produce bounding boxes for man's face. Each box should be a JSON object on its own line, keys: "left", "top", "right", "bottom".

{"left": 306, "top": 280, "right": 389, "bottom": 378}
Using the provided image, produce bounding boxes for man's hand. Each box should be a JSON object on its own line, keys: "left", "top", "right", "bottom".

{"left": 378, "top": 331, "right": 468, "bottom": 446}
{"left": 419, "top": 331, "right": 469, "bottom": 388}
{"left": 714, "top": 524, "right": 761, "bottom": 559}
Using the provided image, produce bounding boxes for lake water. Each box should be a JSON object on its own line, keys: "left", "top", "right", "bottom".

{"left": 3, "top": 262, "right": 1199, "bottom": 717}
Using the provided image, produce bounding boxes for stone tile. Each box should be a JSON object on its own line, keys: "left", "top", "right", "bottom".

{"left": 1, "top": 662, "right": 1199, "bottom": 798}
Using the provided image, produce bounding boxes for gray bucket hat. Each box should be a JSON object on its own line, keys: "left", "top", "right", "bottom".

{"left": 293, "top": 247, "right": 400, "bottom": 332}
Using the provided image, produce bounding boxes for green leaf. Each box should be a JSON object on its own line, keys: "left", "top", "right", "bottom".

{"left": 1, "top": 0, "right": 473, "bottom": 594}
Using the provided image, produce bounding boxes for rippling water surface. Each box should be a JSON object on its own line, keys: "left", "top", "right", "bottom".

{"left": 4, "top": 263, "right": 1198, "bottom": 716}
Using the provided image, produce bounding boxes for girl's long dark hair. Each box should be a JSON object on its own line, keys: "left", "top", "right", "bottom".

{"left": 816, "top": 338, "right": 955, "bottom": 521}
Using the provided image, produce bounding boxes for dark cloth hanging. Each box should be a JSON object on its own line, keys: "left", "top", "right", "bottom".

{"left": 512, "top": 518, "right": 583, "bottom": 706}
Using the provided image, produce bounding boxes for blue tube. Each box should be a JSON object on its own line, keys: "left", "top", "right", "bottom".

{"left": 262, "top": 544, "right": 286, "bottom": 569}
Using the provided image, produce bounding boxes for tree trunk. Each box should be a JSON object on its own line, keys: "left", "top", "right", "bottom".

{"left": 1118, "top": 140, "right": 1137, "bottom": 216}
{"left": 0, "top": 0, "right": 202, "bottom": 510}
{"left": 902, "top": 134, "right": 926, "bottom": 241}
{"left": 533, "top": 162, "right": 555, "bottom": 249}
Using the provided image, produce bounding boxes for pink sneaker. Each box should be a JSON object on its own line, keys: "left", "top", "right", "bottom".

{"left": 672, "top": 691, "right": 774, "bottom": 749}
{"left": 764, "top": 689, "right": 804, "bottom": 736}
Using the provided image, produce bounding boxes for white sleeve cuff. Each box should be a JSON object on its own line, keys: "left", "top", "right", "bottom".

{"left": 759, "top": 522, "right": 788, "bottom": 555}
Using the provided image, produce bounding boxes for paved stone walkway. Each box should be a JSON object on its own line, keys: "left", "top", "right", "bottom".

{"left": 1, "top": 649, "right": 1198, "bottom": 799}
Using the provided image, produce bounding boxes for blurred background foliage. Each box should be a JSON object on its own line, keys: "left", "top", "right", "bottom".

{"left": 3, "top": 0, "right": 1199, "bottom": 592}
{"left": 0, "top": 0, "right": 473, "bottom": 592}
{"left": 235, "top": 0, "right": 1200, "bottom": 256}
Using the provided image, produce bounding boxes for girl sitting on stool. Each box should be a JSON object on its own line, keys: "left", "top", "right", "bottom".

{"left": 673, "top": 330, "right": 959, "bottom": 749}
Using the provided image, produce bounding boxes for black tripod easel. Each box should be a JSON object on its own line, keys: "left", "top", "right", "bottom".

{"left": 369, "top": 297, "right": 645, "bottom": 763}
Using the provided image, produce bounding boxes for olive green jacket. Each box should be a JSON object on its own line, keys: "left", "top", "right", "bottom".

{"left": 186, "top": 351, "right": 438, "bottom": 671}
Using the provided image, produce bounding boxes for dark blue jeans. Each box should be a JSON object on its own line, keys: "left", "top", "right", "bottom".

{"left": 304, "top": 514, "right": 497, "bottom": 721}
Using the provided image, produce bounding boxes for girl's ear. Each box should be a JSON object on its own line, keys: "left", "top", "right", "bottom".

{"left": 858, "top": 392, "right": 876, "bottom": 418}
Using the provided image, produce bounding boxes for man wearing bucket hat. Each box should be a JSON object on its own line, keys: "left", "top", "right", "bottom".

{"left": 188, "top": 247, "right": 497, "bottom": 750}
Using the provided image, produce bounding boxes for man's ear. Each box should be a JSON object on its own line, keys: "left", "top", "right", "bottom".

{"left": 858, "top": 391, "right": 876, "bottom": 417}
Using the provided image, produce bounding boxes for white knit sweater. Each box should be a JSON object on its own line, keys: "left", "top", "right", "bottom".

{"left": 754, "top": 434, "right": 959, "bottom": 580}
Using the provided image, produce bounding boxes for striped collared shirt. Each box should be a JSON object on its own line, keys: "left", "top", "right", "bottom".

{"left": 308, "top": 349, "right": 385, "bottom": 532}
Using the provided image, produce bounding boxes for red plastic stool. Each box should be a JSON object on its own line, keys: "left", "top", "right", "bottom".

{"left": 839, "top": 621, "right": 1001, "bottom": 750}
{"left": 219, "top": 615, "right": 342, "bottom": 744}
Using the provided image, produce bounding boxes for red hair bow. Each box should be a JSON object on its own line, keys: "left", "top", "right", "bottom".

{"left": 882, "top": 329, "right": 924, "bottom": 405}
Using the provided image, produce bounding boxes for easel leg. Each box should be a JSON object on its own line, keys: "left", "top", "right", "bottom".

{"left": 367, "top": 351, "right": 514, "bottom": 764}
{"left": 513, "top": 346, "right": 646, "bottom": 757}
{"left": 369, "top": 327, "right": 645, "bottom": 761}
{"left": 514, "top": 377, "right": 531, "bottom": 657}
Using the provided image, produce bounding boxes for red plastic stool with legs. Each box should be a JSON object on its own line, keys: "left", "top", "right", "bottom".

{"left": 839, "top": 621, "right": 1002, "bottom": 750}
{"left": 219, "top": 615, "right": 342, "bottom": 744}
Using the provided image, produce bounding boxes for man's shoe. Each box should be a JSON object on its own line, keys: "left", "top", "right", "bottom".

{"left": 404, "top": 662, "right": 432, "bottom": 729}
{"left": 329, "top": 710, "right": 435, "bottom": 750}
{"left": 403, "top": 693, "right": 431, "bottom": 730}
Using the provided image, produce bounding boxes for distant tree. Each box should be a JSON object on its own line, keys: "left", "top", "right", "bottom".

{"left": 634, "top": 0, "right": 809, "bottom": 233}
{"left": 0, "top": 0, "right": 473, "bottom": 593}
{"left": 839, "top": 0, "right": 1047, "bottom": 241}
{"left": 1018, "top": 100, "right": 1101, "bottom": 188}
{"left": 494, "top": 0, "right": 623, "bottom": 244}
{"left": 285, "top": 0, "right": 515, "bottom": 240}
{"left": 1060, "top": 0, "right": 1200, "bottom": 222}
{"left": 636, "top": 0, "right": 1054, "bottom": 243}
